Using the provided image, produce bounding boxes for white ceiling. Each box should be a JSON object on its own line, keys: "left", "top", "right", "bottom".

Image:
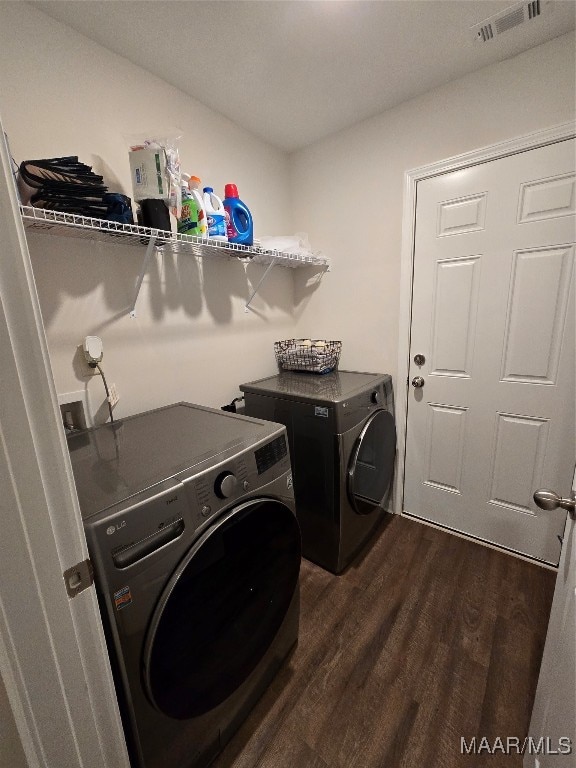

{"left": 33, "top": 0, "right": 576, "bottom": 152}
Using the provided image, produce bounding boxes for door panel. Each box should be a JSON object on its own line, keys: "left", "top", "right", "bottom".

{"left": 502, "top": 246, "right": 574, "bottom": 383}
{"left": 430, "top": 256, "right": 481, "bottom": 377}
{"left": 424, "top": 403, "right": 467, "bottom": 493}
{"left": 488, "top": 413, "right": 549, "bottom": 513}
{"left": 405, "top": 139, "right": 575, "bottom": 564}
{"left": 438, "top": 192, "right": 487, "bottom": 236}
{"left": 518, "top": 172, "right": 575, "bottom": 223}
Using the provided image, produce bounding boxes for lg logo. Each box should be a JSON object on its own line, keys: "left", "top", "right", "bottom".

{"left": 106, "top": 521, "right": 126, "bottom": 535}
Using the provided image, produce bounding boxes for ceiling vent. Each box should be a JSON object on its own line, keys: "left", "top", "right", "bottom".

{"left": 472, "top": 1, "right": 545, "bottom": 43}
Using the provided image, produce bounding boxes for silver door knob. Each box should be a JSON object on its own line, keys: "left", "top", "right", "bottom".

{"left": 411, "top": 376, "right": 425, "bottom": 388}
{"left": 534, "top": 489, "right": 576, "bottom": 517}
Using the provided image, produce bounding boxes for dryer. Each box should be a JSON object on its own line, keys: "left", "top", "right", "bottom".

{"left": 67, "top": 402, "right": 300, "bottom": 768}
{"left": 240, "top": 371, "right": 395, "bottom": 574}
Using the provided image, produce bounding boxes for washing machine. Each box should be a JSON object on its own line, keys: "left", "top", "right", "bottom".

{"left": 240, "top": 370, "right": 396, "bottom": 574}
{"left": 67, "top": 402, "right": 301, "bottom": 768}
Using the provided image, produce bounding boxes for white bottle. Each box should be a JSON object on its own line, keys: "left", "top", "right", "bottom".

{"left": 203, "top": 186, "right": 228, "bottom": 242}
{"left": 189, "top": 175, "right": 208, "bottom": 238}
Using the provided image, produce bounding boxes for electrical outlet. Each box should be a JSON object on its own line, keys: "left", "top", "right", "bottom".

{"left": 58, "top": 390, "right": 93, "bottom": 429}
{"left": 108, "top": 383, "right": 119, "bottom": 408}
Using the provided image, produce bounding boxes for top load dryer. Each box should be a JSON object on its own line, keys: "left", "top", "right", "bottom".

{"left": 67, "top": 402, "right": 301, "bottom": 768}
{"left": 240, "top": 370, "right": 396, "bottom": 574}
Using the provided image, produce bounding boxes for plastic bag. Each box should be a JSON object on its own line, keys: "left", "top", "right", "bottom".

{"left": 126, "top": 132, "right": 182, "bottom": 215}
{"left": 258, "top": 233, "right": 323, "bottom": 260}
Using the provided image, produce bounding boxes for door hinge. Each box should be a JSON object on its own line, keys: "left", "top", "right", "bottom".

{"left": 63, "top": 558, "right": 94, "bottom": 598}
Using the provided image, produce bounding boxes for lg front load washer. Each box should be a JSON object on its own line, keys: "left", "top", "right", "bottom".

{"left": 67, "top": 402, "right": 301, "bottom": 768}
{"left": 240, "top": 371, "right": 396, "bottom": 574}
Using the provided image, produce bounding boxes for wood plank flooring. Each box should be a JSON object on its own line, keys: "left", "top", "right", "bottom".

{"left": 212, "top": 515, "right": 556, "bottom": 768}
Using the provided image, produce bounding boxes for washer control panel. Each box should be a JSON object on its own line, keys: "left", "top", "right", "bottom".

{"left": 183, "top": 429, "right": 290, "bottom": 530}
{"left": 254, "top": 434, "right": 288, "bottom": 475}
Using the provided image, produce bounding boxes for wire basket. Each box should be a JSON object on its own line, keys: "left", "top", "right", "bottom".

{"left": 274, "top": 339, "right": 342, "bottom": 374}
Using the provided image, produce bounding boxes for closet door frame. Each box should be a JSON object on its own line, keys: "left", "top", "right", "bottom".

{"left": 0, "top": 121, "right": 130, "bottom": 768}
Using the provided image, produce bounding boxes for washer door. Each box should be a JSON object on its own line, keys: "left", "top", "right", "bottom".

{"left": 143, "top": 498, "right": 300, "bottom": 720}
{"left": 348, "top": 409, "right": 396, "bottom": 515}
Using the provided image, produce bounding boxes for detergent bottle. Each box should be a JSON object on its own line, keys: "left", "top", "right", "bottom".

{"left": 223, "top": 183, "right": 254, "bottom": 246}
{"left": 177, "top": 173, "right": 201, "bottom": 235}
{"left": 189, "top": 175, "right": 207, "bottom": 237}
{"left": 203, "top": 187, "right": 227, "bottom": 242}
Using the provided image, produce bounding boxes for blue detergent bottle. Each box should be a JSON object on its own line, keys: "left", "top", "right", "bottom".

{"left": 223, "top": 184, "right": 253, "bottom": 246}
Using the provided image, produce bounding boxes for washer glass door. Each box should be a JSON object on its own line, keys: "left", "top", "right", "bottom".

{"left": 143, "top": 498, "right": 300, "bottom": 720}
{"left": 348, "top": 409, "right": 396, "bottom": 515}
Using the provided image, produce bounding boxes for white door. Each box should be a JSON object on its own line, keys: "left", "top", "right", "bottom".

{"left": 526, "top": 468, "right": 576, "bottom": 766}
{"left": 405, "top": 139, "right": 575, "bottom": 564}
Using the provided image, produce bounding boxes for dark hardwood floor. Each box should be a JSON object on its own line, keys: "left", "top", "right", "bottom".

{"left": 212, "top": 515, "right": 556, "bottom": 768}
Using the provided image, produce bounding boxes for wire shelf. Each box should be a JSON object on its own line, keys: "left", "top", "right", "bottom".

{"left": 20, "top": 206, "right": 329, "bottom": 269}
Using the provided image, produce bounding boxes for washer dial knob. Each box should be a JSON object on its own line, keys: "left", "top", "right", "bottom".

{"left": 371, "top": 390, "right": 380, "bottom": 404}
{"left": 215, "top": 472, "right": 238, "bottom": 499}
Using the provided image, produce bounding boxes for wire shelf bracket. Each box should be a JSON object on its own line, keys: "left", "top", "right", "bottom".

{"left": 129, "top": 234, "right": 157, "bottom": 318}
{"left": 245, "top": 255, "right": 279, "bottom": 312}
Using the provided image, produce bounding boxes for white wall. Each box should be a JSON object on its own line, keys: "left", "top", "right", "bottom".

{"left": 291, "top": 33, "right": 576, "bottom": 391}
{"left": 2, "top": 7, "right": 572, "bottom": 422}
{"left": 0, "top": 2, "right": 306, "bottom": 421}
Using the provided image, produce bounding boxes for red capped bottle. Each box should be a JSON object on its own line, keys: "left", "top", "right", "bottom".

{"left": 223, "top": 184, "right": 253, "bottom": 246}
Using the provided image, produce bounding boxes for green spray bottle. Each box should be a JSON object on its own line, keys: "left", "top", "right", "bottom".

{"left": 177, "top": 173, "right": 201, "bottom": 235}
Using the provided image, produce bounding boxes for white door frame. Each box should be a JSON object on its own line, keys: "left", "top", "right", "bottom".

{"left": 0, "top": 123, "right": 130, "bottom": 766}
{"left": 394, "top": 121, "right": 576, "bottom": 518}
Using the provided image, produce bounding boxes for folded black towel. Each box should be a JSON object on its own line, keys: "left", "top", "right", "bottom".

{"left": 18, "top": 156, "right": 132, "bottom": 223}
